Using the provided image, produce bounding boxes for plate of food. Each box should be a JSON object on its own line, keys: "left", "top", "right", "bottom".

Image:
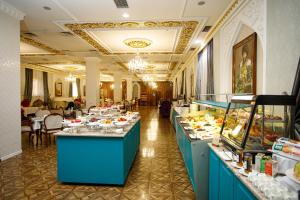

{"left": 286, "top": 163, "right": 300, "bottom": 184}
{"left": 99, "top": 119, "right": 114, "bottom": 128}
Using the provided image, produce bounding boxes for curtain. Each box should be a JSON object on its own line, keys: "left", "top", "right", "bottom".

{"left": 32, "top": 70, "right": 44, "bottom": 97}
{"left": 76, "top": 78, "right": 81, "bottom": 97}
{"left": 180, "top": 70, "right": 184, "bottom": 95}
{"left": 195, "top": 51, "right": 203, "bottom": 99}
{"left": 24, "top": 68, "right": 33, "bottom": 100}
{"left": 184, "top": 69, "right": 188, "bottom": 101}
{"left": 175, "top": 78, "right": 178, "bottom": 98}
{"left": 195, "top": 39, "right": 214, "bottom": 100}
{"left": 69, "top": 82, "right": 73, "bottom": 97}
{"left": 206, "top": 40, "right": 215, "bottom": 100}
{"left": 43, "top": 72, "right": 50, "bottom": 103}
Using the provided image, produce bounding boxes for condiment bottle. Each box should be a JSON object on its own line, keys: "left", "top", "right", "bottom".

{"left": 244, "top": 153, "right": 252, "bottom": 173}
{"left": 255, "top": 153, "right": 264, "bottom": 172}
{"left": 237, "top": 150, "right": 244, "bottom": 167}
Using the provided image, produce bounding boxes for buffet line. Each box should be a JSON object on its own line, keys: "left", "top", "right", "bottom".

{"left": 172, "top": 95, "right": 299, "bottom": 200}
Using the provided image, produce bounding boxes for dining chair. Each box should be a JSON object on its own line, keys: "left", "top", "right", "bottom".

{"left": 88, "top": 105, "right": 96, "bottom": 113}
{"left": 41, "top": 113, "right": 63, "bottom": 145}
{"left": 21, "top": 119, "right": 35, "bottom": 144}
{"left": 35, "top": 109, "right": 51, "bottom": 118}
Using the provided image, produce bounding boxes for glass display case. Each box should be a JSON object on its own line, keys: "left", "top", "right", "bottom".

{"left": 180, "top": 100, "right": 228, "bottom": 140}
{"left": 220, "top": 95, "right": 296, "bottom": 152}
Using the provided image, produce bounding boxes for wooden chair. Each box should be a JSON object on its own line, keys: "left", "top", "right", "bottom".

{"left": 35, "top": 109, "right": 51, "bottom": 118}
{"left": 41, "top": 113, "right": 63, "bottom": 145}
{"left": 21, "top": 119, "right": 35, "bottom": 144}
{"left": 88, "top": 105, "right": 96, "bottom": 113}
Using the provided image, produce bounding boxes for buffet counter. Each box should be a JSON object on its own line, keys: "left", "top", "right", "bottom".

{"left": 175, "top": 116, "right": 211, "bottom": 200}
{"left": 55, "top": 118, "right": 140, "bottom": 185}
{"left": 209, "top": 144, "right": 261, "bottom": 200}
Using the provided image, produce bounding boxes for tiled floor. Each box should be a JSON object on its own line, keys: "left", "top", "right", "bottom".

{"left": 0, "top": 107, "right": 195, "bottom": 200}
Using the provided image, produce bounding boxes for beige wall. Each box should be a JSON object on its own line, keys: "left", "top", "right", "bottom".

{"left": 0, "top": 6, "right": 24, "bottom": 160}
{"left": 173, "top": 0, "right": 300, "bottom": 101}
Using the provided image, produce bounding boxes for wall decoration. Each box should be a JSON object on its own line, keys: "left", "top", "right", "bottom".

{"left": 55, "top": 82, "right": 62, "bottom": 97}
{"left": 232, "top": 32, "right": 257, "bottom": 94}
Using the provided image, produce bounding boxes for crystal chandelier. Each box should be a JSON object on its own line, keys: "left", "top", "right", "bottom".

{"left": 128, "top": 53, "right": 146, "bottom": 72}
{"left": 65, "top": 73, "right": 76, "bottom": 82}
{"left": 142, "top": 75, "right": 153, "bottom": 82}
{"left": 149, "top": 81, "right": 158, "bottom": 89}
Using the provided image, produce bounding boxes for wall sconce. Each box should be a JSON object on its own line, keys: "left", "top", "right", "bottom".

{"left": 110, "top": 84, "right": 114, "bottom": 89}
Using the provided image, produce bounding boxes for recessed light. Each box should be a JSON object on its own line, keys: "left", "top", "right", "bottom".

{"left": 122, "top": 13, "right": 130, "bottom": 18}
{"left": 198, "top": 1, "right": 205, "bottom": 6}
{"left": 43, "top": 6, "right": 51, "bottom": 11}
{"left": 195, "top": 39, "right": 202, "bottom": 44}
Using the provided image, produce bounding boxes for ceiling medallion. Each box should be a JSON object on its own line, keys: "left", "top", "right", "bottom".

{"left": 123, "top": 38, "right": 152, "bottom": 49}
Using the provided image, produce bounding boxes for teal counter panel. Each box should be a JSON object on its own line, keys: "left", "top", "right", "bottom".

{"left": 56, "top": 121, "right": 140, "bottom": 185}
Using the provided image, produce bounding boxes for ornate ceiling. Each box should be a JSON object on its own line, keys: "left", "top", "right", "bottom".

{"left": 13, "top": 0, "right": 233, "bottom": 81}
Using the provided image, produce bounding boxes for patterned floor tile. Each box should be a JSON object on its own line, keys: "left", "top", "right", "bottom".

{"left": 0, "top": 107, "right": 194, "bottom": 200}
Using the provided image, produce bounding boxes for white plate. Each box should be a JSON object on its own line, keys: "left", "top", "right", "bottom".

{"left": 231, "top": 161, "right": 243, "bottom": 169}
{"left": 286, "top": 168, "right": 300, "bottom": 184}
{"left": 68, "top": 123, "right": 84, "bottom": 127}
{"left": 114, "top": 121, "right": 128, "bottom": 126}
{"left": 238, "top": 168, "right": 249, "bottom": 177}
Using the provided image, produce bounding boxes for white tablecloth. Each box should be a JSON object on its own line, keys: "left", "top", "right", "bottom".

{"left": 31, "top": 117, "right": 44, "bottom": 131}
{"left": 22, "top": 107, "right": 40, "bottom": 117}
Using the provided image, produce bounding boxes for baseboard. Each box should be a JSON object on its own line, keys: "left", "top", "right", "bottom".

{"left": 0, "top": 150, "right": 22, "bottom": 161}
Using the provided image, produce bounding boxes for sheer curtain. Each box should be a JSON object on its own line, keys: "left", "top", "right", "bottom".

{"left": 72, "top": 82, "right": 78, "bottom": 97}
{"left": 32, "top": 70, "right": 44, "bottom": 97}
{"left": 195, "top": 39, "right": 214, "bottom": 100}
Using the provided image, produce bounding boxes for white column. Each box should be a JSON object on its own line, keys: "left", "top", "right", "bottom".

{"left": 126, "top": 77, "right": 133, "bottom": 101}
{"left": 0, "top": 1, "right": 24, "bottom": 160}
{"left": 84, "top": 57, "right": 100, "bottom": 108}
{"left": 113, "top": 73, "right": 122, "bottom": 103}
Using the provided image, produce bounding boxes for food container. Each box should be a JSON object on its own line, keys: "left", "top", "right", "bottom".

{"left": 255, "top": 153, "right": 264, "bottom": 172}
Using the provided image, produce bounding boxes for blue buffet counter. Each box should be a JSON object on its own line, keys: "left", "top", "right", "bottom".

{"left": 174, "top": 116, "right": 210, "bottom": 200}
{"left": 55, "top": 120, "right": 140, "bottom": 185}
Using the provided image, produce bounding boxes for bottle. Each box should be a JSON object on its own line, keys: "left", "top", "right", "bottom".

{"left": 255, "top": 153, "right": 264, "bottom": 172}
{"left": 244, "top": 153, "right": 252, "bottom": 173}
{"left": 237, "top": 150, "right": 244, "bottom": 167}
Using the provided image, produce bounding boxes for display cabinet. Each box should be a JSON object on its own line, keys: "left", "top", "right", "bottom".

{"left": 220, "top": 95, "right": 296, "bottom": 152}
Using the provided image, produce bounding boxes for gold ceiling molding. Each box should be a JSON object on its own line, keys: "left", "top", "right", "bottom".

{"left": 123, "top": 38, "right": 152, "bottom": 49}
{"left": 204, "top": 0, "right": 240, "bottom": 41}
{"left": 169, "top": 62, "right": 178, "bottom": 71}
{"left": 65, "top": 20, "right": 199, "bottom": 55}
{"left": 170, "top": 0, "right": 241, "bottom": 80}
{"left": 21, "top": 63, "right": 64, "bottom": 74}
{"left": 20, "top": 35, "right": 64, "bottom": 55}
{"left": 28, "top": 61, "right": 85, "bottom": 65}
{"left": 112, "top": 52, "right": 175, "bottom": 55}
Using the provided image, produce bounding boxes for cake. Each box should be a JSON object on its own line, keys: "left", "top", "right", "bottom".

{"left": 294, "top": 161, "right": 300, "bottom": 181}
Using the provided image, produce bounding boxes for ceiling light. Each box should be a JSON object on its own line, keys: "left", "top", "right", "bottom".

{"left": 128, "top": 53, "right": 146, "bottom": 72}
{"left": 65, "top": 73, "right": 76, "bottom": 82}
{"left": 43, "top": 6, "right": 51, "bottom": 10}
{"left": 198, "top": 1, "right": 205, "bottom": 6}
{"left": 122, "top": 13, "right": 130, "bottom": 18}
{"left": 195, "top": 39, "right": 202, "bottom": 44}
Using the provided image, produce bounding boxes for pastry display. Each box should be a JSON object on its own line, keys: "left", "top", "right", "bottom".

{"left": 294, "top": 162, "right": 300, "bottom": 181}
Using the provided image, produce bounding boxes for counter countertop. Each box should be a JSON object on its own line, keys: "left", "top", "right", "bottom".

{"left": 208, "top": 143, "right": 266, "bottom": 200}
{"left": 54, "top": 118, "right": 140, "bottom": 138}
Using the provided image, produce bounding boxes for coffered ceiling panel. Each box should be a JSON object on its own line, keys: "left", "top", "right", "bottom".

{"left": 20, "top": 42, "right": 50, "bottom": 54}
{"left": 89, "top": 29, "right": 178, "bottom": 53}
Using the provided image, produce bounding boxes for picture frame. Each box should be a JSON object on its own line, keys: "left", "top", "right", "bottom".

{"left": 55, "top": 82, "right": 62, "bottom": 97}
{"left": 232, "top": 32, "right": 257, "bottom": 94}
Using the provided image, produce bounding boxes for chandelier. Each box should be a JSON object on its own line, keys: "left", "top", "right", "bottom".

{"left": 142, "top": 75, "right": 153, "bottom": 82}
{"left": 124, "top": 38, "right": 152, "bottom": 73}
{"left": 128, "top": 53, "right": 146, "bottom": 72}
{"left": 149, "top": 81, "right": 158, "bottom": 89}
{"left": 65, "top": 73, "right": 76, "bottom": 82}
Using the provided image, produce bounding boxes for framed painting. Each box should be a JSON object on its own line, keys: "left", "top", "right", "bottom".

{"left": 55, "top": 82, "right": 62, "bottom": 97}
{"left": 232, "top": 32, "right": 257, "bottom": 94}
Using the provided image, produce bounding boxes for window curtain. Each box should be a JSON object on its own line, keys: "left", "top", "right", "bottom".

{"left": 184, "top": 69, "right": 188, "bottom": 100}
{"left": 195, "top": 39, "right": 214, "bottom": 100}
{"left": 32, "top": 70, "right": 44, "bottom": 97}
{"left": 76, "top": 78, "right": 81, "bottom": 97}
{"left": 24, "top": 68, "right": 33, "bottom": 100}
{"left": 206, "top": 40, "right": 214, "bottom": 100}
{"left": 195, "top": 51, "right": 203, "bottom": 99}
{"left": 180, "top": 70, "right": 184, "bottom": 95}
{"left": 175, "top": 78, "right": 178, "bottom": 99}
{"left": 43, "top": 72, "right": 50, "bottom": 103}
{"left": 69, "top": 82, "right": 73, "bottom": 97}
